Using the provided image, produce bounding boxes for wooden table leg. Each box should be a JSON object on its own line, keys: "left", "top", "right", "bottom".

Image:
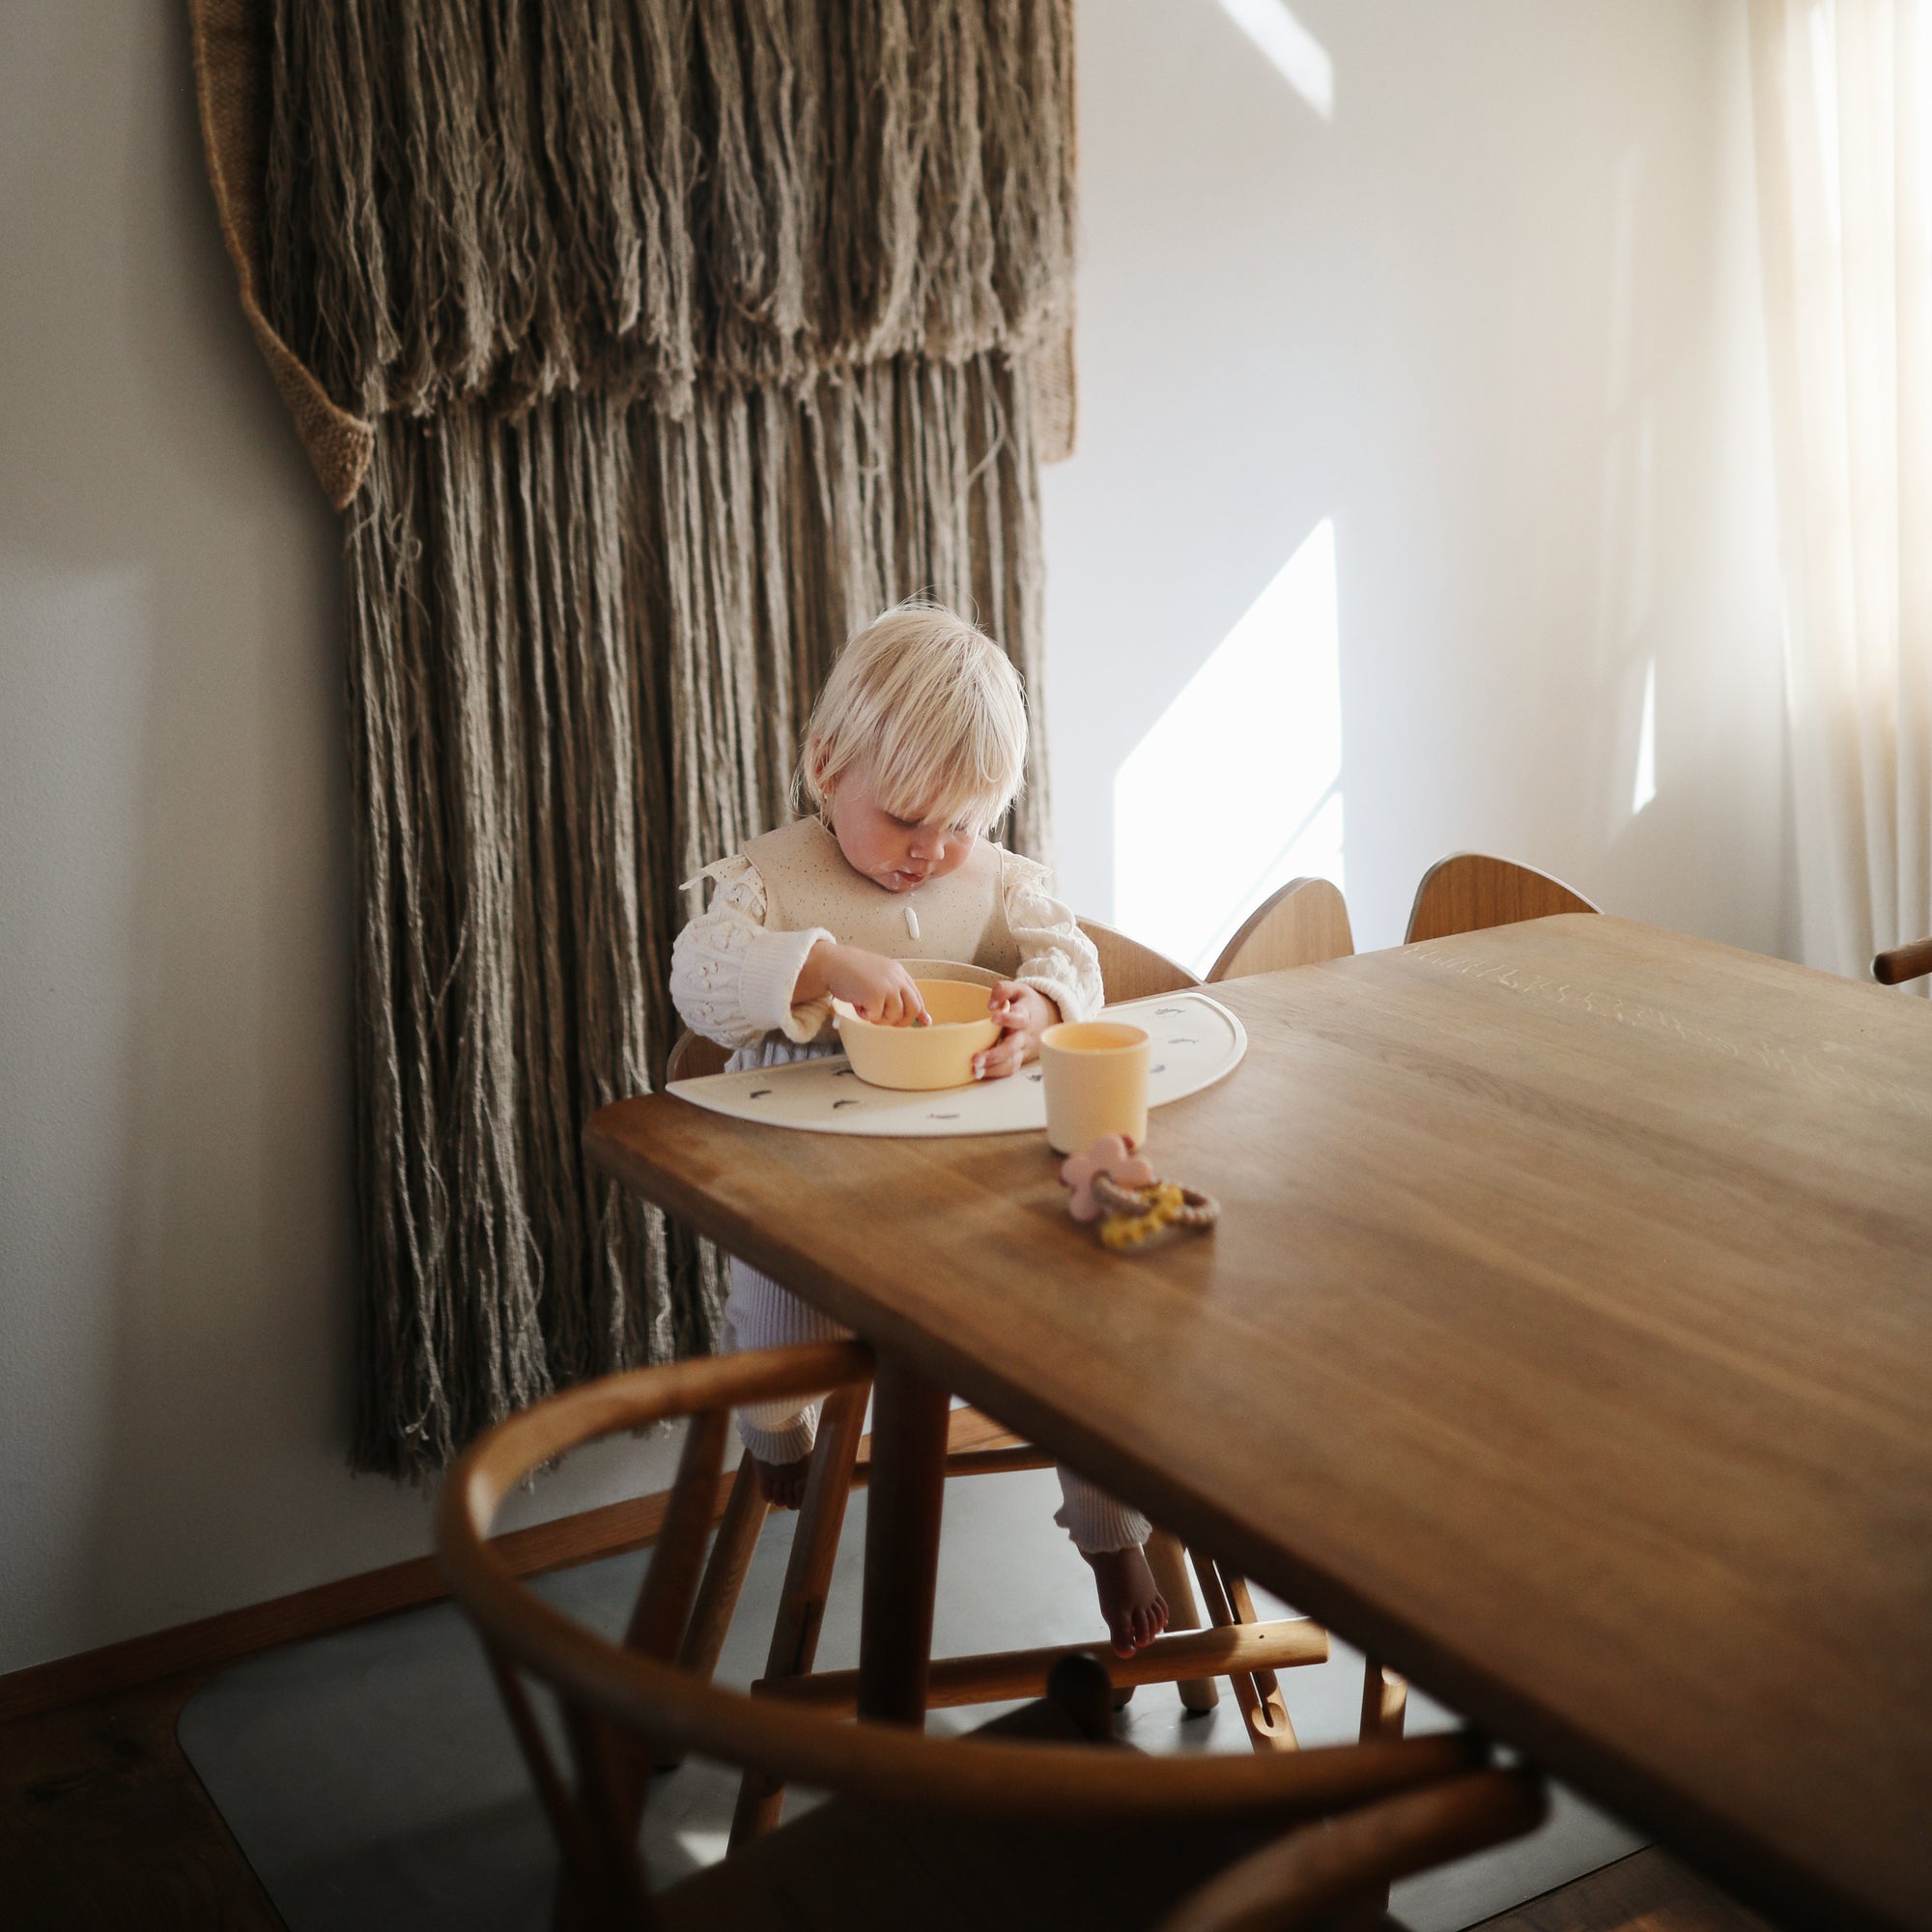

{"left": 857, "top": 1354, "right": 951, "bottom": 1726}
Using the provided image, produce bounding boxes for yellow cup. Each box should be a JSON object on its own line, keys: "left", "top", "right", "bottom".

{"left": 1039, "top": 1021, "right": 1151, "bottom": 1154}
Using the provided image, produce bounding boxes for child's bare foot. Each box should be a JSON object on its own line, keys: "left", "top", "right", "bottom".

{"left": 1083, "top": 1545, "right": 1169, "bottom": 1658}
{"left": 753, "top": 1454, "right": 810, "bottom": 1509}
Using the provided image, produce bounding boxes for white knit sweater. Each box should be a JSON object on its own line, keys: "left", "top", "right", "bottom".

{"left": 670, "top": 815, "right": 1104, "bottom": 1057}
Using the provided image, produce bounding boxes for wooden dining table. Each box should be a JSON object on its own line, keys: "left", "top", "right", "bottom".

{"left": 584, "top": 915, "right": 1932, "bottom": 1932}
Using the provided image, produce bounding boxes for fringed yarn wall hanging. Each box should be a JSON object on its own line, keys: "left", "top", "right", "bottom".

{"left": 188, "top": 0, "right": 1076, "bottom": 1477}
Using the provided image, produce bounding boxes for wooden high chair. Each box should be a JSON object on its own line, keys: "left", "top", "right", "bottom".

{"left": 1405, "top": 853, "right": 1600, "bottom": 943}
{"left": 1206, "top": 877, "right": 1354, "bottom": 981}
{"left": 656, "top": 921, "right": 1316, "bottom": 1844}
{"left": 1074, "top": 917, "right": 1204, "bottom": 997}
{"left": 437, "top": 1341, "right": 1546, "bottom": 1932}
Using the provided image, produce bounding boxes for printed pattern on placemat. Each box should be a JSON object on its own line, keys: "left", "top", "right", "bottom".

{"left": 668, "top": 992, "right": 1247, "bottom": 1136}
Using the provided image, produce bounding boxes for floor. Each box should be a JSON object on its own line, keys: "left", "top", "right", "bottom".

{"left": 2, "top": 1674, "right": 1771, "bottom": 1932}
{"left": 5, "top": 1468, "right": 1777, "bottom": 1932}
{"left": 5, "top": 1670, "right": 278, "bottom": 1932}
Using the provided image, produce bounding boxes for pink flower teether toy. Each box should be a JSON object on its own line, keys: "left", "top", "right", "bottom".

{"left": 1059, "top": 1134, "right": 1155, "bottom": 1224}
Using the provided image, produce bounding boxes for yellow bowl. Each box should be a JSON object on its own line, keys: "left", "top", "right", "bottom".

{"left": 833, "top": 979, "right": 1002, "bottom": 1091}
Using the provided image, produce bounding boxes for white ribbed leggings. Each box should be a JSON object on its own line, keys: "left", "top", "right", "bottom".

{"left": 726, "top": 1261, "right": 1151, "bottom": 1554}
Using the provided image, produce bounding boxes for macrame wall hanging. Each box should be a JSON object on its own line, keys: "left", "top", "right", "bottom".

{"left": 188, "top": 0, "right": 1076, "bottom": 1478}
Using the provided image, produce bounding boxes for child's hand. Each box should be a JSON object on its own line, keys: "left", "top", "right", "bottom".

{"left": 975, "top": 981, "right": 1060, "bottom": 1079}
{"left": 805, "top": 942, "right": 930, "bottom": 1027}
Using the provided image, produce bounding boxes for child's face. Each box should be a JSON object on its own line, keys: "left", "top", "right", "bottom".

{"left": 824, "top": 762, "right": 979, "bottom": 895}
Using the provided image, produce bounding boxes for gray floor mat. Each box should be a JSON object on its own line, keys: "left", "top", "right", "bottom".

{"left": 180, "top": 1467, "right": 1640, "bottom": 1930}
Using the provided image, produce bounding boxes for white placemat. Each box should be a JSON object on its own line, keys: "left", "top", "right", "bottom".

{"left": 668, "top": 990, "right": 1247, "bottom": 1137}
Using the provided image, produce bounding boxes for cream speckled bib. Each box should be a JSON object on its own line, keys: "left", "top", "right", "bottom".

{"left": 741, "top": 817, "right": 1023, "bottom": 974}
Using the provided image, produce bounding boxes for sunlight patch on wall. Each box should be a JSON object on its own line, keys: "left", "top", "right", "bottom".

{"left": 1214, "top": 0, "right": 1335, "bottom": 120}
{"left": 1114, "top": 520, "right": 1343, "bottom": 976}
{"left": 1633, "top": 656, "right": 1658, "bottom": 815}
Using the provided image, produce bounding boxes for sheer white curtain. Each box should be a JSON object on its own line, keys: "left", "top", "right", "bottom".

{"left": 1749, "top": 0, "right": 1932, "bottom": 986}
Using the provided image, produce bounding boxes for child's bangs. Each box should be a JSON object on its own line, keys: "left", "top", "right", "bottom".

{"left": 868, "top": 723, "right": 1013, "bottom": 833}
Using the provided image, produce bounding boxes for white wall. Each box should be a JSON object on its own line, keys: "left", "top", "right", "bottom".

{"left": 1044, "top": 0, "right": 1786, "bottom": 957}
{"left": 0, "top": 0, "right": 1783, "bottom": 1675}
{"left": 0, "top": 1, "right": 678, "bottom": 1679}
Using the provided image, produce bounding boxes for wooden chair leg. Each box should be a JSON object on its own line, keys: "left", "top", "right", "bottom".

{"left": 1345, "top": 1659, "right": 1411, "bottom": 1930}
{"left": 559, "top": 1701, "right": 655, "bottom": 1931}
{"left": 1145, "top": 1528, "right": 1218, "bottom": 1713}
{"left": 484, "top": 1645, "right": 604, "bottom": 1906}
{"left": 677, "top": 1454, "right": 771, "bottom": 1683}
{"left": 1220, "top": 1570, "right": 1296, "bottom": 1747}
{"left": 651, "top": 1453, "right": 770, "bottom": 1773}
{"left": 1360, "top": 1659, "right": 1408, "bottom": 1741}
{"left": 1188, "top": 1548, "right": 1297, "bottom": 1752}
{"left": 623, "top": 1408, "right": 729, "bottom": 1662}
{"left": 856, "top": 1354, "right": 952, "bottom": 1725}
{"left": 728, "top": 1382, "right": 868, "bottom": 1846}
{"left": 613, "top": 1408, "right": 729, "bottom": 1803}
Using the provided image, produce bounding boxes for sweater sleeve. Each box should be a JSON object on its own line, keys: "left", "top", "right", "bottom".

{"left": 670, "top": 857, "right": 837, "bottom": 1048}
{"left": 1002, "top": 852, "right": 1106, "bottom": 1024}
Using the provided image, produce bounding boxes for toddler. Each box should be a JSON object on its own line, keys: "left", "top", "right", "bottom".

{"left": 670, "top": 602, "right": 1169, "bottom": 1657}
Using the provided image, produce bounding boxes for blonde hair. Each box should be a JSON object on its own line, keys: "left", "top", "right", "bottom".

{"left": 798, "top": 601, "right": 1028, "bottom": 834}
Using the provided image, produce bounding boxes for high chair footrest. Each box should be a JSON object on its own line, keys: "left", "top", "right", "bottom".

{"left": 753, "top": 1618, "right": 1327, "bottom": 1713}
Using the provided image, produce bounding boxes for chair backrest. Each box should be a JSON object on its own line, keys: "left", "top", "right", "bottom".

{"left": 1404, "top": 854, "right": 1600, "bottom": 945}
{"left": 1078, "top": 918, "right": 1201, "bottom": 1001}
{"left": 667, "top": 1031, "right": 730, "bottom": 1082}
{"left": 437, "top": 1344, "right": 1481, "bottom": 1911}
{"left": 1208, "top": 879, "right": 1354, "bottom": 982}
